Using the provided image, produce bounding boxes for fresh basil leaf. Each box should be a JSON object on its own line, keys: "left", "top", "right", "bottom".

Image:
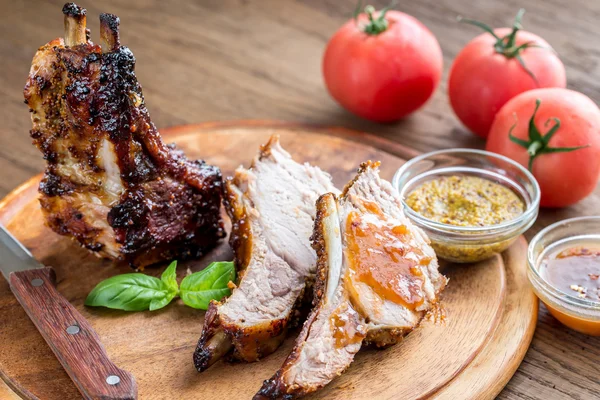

{"left": 85, "top": 273, "right": 173, "bottom": 311}
{"left": 180, "top": 261, "right": 235, "bottom": 310}
{"left": 161, "top": 260, "right": 179, "bottom": 294}
{"left": 182, "top": 288, "right": 230, "bottom": 310}
{"left": 149, "top": 291, "right": 177, "bottom": 311}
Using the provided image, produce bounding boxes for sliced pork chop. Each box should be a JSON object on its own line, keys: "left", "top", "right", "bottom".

{"left": 256, "top": 161, "right": 447, "bottom": 399}
{"left": 194, "top": 135, "right": 338, "bottom": 371}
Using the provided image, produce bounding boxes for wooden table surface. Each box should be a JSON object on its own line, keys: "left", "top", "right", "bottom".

{"left": 0, "top": 0, "right": 598, "bottom": 399}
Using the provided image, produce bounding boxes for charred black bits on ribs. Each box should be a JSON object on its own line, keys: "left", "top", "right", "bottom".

{"left": 96, "top": 48, "right": 137, "bottom": 141}
{"left": 86, "top": 242, "right": 104, "bottom": 252}
{"left": 100, "top": 13, "right": 120, "bottom": 32}
{"left": 39, "top": 171, "right": 74, "bottom": 197}
{"left": 107, "top": 191, "right": 147, "bottom": 228}
{"left": 62, "top": 3, "right": 86, "bottom": 17}
{"left": 24, "top": 3, "right": 224, "bottom": 267}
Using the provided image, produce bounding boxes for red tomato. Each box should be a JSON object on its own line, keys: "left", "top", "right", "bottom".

{"left": 449, "top": 13, "right": 566, "bottom": 138}
{"left": 323, "top": 7, "right": 442, "bottom": 122}
{"left": 486, "top": 88, "right": 600, "bottom": 208}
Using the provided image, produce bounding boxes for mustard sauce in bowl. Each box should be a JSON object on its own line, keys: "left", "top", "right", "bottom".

{"left": 393, "top": 149, "right": 539, "bottom": 263}
{"left": 406, "top": 175, "right": 525, "bottom": 227}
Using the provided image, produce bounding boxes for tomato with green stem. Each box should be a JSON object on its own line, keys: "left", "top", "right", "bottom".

{"left": 449, "top": 9, "right": 566, "bottom": 138}
{"left": 486, "top": 88, "right": 600, "bottom": 208}
{"left": 322, "top": 2, "right": 443, "bottom": 122}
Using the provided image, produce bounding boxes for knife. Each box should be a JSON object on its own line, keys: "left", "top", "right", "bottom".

{"left": 0, "top": 224, "right": 137, "bottom": 400}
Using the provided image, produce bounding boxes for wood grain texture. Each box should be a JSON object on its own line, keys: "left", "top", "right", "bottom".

{"left": 8, "top": 267, "right": 137, "bottom": 400}
{"left": 434, "top": 236, "right": 537, "bottom": 399}
{"left": 0, "top": 1, "right": 598, "bottom": 398}
{"left": 0, "top": 125, "right": 536, "bottom": 399}
{"left": 0, "top": 379, "right": 21, "bottom": 400}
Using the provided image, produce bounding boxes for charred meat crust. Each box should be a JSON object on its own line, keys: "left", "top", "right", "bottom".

{"left": 193, "top": 301, "right": 220, "bottom": 372}
{"left": 193, "top": 301, "right": 233, "bottom": 372}
{"left": 222, "top": 276, "right": 309, "bottom": 364}
{"left": 62, "top": 2, "right": 85, "bottom": 17}
{"left": 364, "top": 326, "right": 414, "bottom": 348}
{"left": 226, "top": 274, "right": 311, "bottom": 364}
{"left": 99, "top": 13, "right": 120, "bottom": 32}
{"left": 340, "top": 160, "right": 381, "bottom": 199}
{"left": 25, "top": 4, "right": 224, "bottom": 267}
{"left": 194, "top": 265, "right": 310, "bottom": 372}
{"left": 223, "top": 178, "right": 252, "bottom": 271}
{"left": 107, "top": 175, "right": 224, "bottom": 265}
{"left": 309, "top": 193, "right": 335, "bottom": 308}
{"left": 254, "top": 315, "right": 317, "bottom": 398}
{"left": 193, "top": 304, "right": 297, "bottom": 372}
{"left": 99, "top": 13, "right": 121, "bottom": 51}
{"left": 224, "top": 317, "right": 289, "bottom": 362}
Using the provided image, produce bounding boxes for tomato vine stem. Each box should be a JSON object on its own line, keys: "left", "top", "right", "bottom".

{"left": 508, "top": 99, "right": 589, "bottom": 171}
{"left": 354, "top": 0, "right": 397, "bottom": 35}
{"left": 458, "top": 9, "right": 547, "bottom": 84}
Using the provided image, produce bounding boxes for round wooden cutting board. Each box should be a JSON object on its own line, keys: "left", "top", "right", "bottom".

{"left": 0, "top": 122, "right": 537, "bottom": 400}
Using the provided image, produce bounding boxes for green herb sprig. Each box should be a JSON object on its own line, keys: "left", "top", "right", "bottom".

{"left": 85, "top": 261, "right": 235, "bottom": 311}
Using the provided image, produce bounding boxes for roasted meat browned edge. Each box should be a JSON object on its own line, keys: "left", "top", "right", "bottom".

{"left": 194, "top": 135, "right": 331, "bottom": 371}
{"left": 255, "top": 161, "right": 447, "bottom": 399}
{"left": 254, "top": 193, "right": 335, "bottom": 399}
{"left": 24, "top": 3, "right": 225, "bottom": 267}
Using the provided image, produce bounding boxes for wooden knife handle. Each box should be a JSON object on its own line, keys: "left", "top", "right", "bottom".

{"left": 9, "top": 267, "right": 137, "bottom": 400}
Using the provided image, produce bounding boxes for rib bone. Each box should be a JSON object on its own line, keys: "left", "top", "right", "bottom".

{"left": 24, "top": 3, "right": 225, "bottom": 267}
{"left": 62, "top": 2, "right": 87, "bottom": 47}
{"left": 100, "top": 13, "right": 121, "bottom": 52}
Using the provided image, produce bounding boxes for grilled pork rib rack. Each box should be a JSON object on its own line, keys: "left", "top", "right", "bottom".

{"left": 24, "top": 3, "right": 224, "bottom": 267}
{"left": 256, "top": 162, "right": 447, "bottom": 399}
{"left": 194, "top": 135, "right": 338, "bottom": 371}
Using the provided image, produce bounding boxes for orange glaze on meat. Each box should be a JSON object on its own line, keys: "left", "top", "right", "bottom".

{"left": 361, "top": 200, "right": 384, "bottom": 215}
{"left": 330, "top": 304, "right": 366, "bottom": 348}
{"left": 345, "top": 202, "right": 430, "bottom": 310}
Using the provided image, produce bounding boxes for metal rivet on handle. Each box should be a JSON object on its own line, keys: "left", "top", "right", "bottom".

{"left": 106, "top": 375, "right": 121, "bottom": 385}
{"left": 31, "top": 278, "right": 43, "bottom": 287}
{"left": 66, "top": 325, "right": 80, "bottom": 335}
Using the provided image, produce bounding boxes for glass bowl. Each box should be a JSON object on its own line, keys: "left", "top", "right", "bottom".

{"left": 528, "top": 217, "right": 600, "bottom": 335}
{"left": 392, "top": 149, "right": 540, "bottom": 263}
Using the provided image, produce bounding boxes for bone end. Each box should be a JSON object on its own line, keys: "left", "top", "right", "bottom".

{"left": 62, "top": 3, "right": 87, "bottom": 47}
{"left": 100, "top": 13, "right": 121, "bottom": 52}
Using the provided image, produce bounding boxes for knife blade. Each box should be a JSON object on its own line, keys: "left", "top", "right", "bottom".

{"left": 0, "top": 225, "right": 43, "bottom": 278}
{"left": 0, "top": 224, "right": 137, "bottom": 400}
